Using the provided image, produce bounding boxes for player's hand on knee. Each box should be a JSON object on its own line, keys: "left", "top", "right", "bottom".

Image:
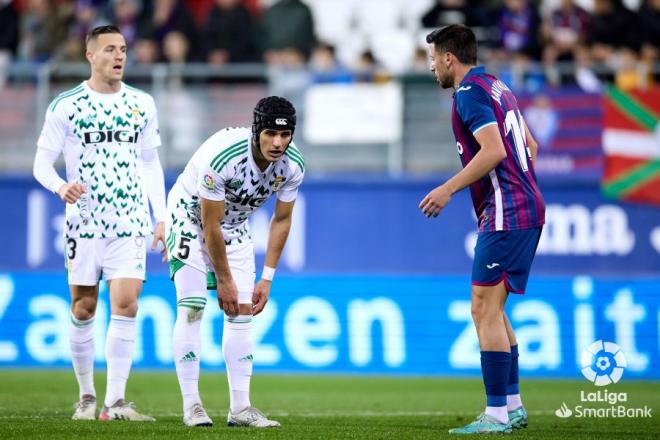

{"left": 217, "top": 280, "right": 239, "bottom": 316}
{"left": 252, "top": 279, "right": 271, "bottom": 316}
{"left": 57, "top": 183, "right": 86, "bottom": 204}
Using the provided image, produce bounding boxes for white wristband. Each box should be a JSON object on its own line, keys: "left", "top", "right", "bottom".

{"left": 261, "top": 266, "right": 276, "bottom": 281}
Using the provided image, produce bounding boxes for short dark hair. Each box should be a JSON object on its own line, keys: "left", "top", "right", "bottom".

{"left": 85, "top": 25, "right": 123, "bottom": 47}
{"left": 426, "top": 24, "right": 477, "bottom": 65}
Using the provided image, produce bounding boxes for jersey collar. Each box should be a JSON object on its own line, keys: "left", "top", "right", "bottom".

{"left": 458, "top": 65, "right": 485, "bottom": 88}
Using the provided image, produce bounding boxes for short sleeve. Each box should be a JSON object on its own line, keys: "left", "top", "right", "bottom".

{"left": 455, "top": 85, "right": 497, "bottom": 135}
{"left": 277, "top": 164, "right": 305, "bottom": 203}
{"left": 36, "top": 107, "right": 67, "bottom": 153}
{"left": 140, "top": 96, "right": 162, "bottom": 150}
{"left": 197, "top": 168, "right": 226, "bottom": 201}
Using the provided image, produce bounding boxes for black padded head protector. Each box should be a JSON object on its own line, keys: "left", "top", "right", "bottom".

{"left": 252, "top": 96, "right": 296, "bottom": 146}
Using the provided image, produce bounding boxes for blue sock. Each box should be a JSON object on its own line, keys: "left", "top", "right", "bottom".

{"left": 481, "top": 351, "right": 512, "bottom": 408}
{"left": 507, "top": 345, "right": 520, "bottom": 395}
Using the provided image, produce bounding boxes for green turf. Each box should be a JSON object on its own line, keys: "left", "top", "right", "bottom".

{"left": 0, "top": 370, "right": 658, "bottom": 439}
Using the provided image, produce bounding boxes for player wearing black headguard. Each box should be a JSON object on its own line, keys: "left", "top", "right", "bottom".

{"left": 166, "top": 96, "right": 304, "bottom": 428}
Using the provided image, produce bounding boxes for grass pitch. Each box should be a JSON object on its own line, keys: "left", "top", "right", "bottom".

{"left": 0, "top": 370, "right": 658, "bottom": 439}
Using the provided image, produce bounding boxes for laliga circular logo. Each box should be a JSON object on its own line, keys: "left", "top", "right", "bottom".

{"left": 580, "top": 340, "right": 627, "bottom": 386}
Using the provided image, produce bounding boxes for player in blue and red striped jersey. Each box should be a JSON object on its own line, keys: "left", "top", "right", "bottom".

{"left": 420, "top": 24, "right": 545, "bottom": 434}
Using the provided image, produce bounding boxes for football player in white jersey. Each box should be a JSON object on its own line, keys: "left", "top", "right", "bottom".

{"left": 166, "top": 96, "right": 304, "bottom": 427}
{"left": 32, "top": 25, "right": 166, "bottom": 421}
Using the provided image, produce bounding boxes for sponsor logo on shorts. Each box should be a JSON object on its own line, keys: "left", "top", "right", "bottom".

{"left": 486, "top": 263, "right": 500, "bottom": 269}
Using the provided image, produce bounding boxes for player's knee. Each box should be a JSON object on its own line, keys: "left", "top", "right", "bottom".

{"left": 112, "top": 299, "right": 138, "bottom": 318}
{"left": 470, "top": 299, "right": 501, "bottom": 326}
{"left": 71, "top": 297, "right": 97, "bottom": 320}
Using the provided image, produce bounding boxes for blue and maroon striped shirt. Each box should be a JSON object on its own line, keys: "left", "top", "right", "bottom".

{"left": 451, "top": 66, "right": 545, "bottom": 232}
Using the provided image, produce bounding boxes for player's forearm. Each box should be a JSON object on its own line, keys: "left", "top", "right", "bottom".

{"left": 204, "top": 225, "right": 233, "bottom": 279}
{"left": 33, "top": 148, "right": 66, "bottom": 194}
{"left": 141, "top": 149, "right": 166, "bottom": 223}
{"left": 446, "top": 148, "right": 506, "bottom": 194}
{"left": 263, "top": 214, "right": 292, "bottom": 269}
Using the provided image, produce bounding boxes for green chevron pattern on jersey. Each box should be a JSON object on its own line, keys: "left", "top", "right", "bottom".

{"left": 46, "top": 83, "right": 156, "bottom": 238}
{"left": 167, "top": 127, "right": 304, "bottom": 248}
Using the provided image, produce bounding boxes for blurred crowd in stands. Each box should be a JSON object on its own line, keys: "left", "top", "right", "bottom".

{"left": 0, "top": 0, "right": 658, "bottom": 91}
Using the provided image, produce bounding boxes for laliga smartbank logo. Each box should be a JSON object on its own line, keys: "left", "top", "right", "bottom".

{"left": 580, "top": 340, "right": 626, "bottom": 386}
{"left": 555, "top": 340, "right": 652, "bottom": 419}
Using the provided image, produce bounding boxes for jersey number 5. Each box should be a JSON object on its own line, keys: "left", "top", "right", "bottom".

{"left": 504, "top": 109, "right": 530, "bottom": 172}
{"left": 177, "top": 237, "right": 191, "bottom": 260}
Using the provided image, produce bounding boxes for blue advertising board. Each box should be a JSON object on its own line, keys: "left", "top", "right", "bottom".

{"left": 0, "top": 272, "right": 657, "bottom": 379}
{"left": 2, "top": 176, "right": 660, "bottom": 275}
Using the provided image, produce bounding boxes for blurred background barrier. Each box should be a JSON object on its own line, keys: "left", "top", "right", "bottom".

{"left": 1, "top": 63, "right": 658, "bottom": 175}
{"left": 0, "top": 272, "right": 657, "bottom": 377}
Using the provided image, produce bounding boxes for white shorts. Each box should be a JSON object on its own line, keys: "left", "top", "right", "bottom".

{"left": 169, "top": 235, "right": 256, "bottom": 302}
{"left": 65, "top": 236, "right": 147, "bottom": 286}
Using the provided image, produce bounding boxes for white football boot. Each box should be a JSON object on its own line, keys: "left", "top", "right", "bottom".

{"left": 183, "top": 403, "right": 213, "bottom": 427}
{"left": 98, "top": 399, "right": 155, "bottom": 421}
{"left": 227, "top": 406, "right": 280, "bottom": 427}
{"left": 72, "top": 395, "right": 96, "bottom": 420}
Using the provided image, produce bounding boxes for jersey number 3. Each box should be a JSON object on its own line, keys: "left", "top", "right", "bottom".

{"left": 504, "top": 109, "right": 530, "bottom": 172}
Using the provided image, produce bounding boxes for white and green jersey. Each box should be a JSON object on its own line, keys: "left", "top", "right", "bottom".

{"left": 167, "top": 126, "right": 304, "bottom": 246}
{"left": 37, "top": 81, "right": 161, "bottom": 238}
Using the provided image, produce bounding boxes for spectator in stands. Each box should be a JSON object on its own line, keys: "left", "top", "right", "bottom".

{"left": 587, "top": 0, "right": 639, "bottom": 64}
{"left": 204, "top": 0, "right": 256, "bottom": 65}
{"left": 309, "top": 43, "right": 352, "bottom": 84}
{"left": 495, "top": 0, "right": 541, "bottom": 60}
{"left": 259, "top": 0, "right": 315, "bottom": 63}
{"left": 111, "top": 0, "right": 141, "bottom": 49}
{"left": 59, "top": 0, "right": 107, "bottom": 62}
{"left": 541, "top": 0, "right": 590, "bottom": 64}
{"left": 139, "top": 0, "right": 200, "bottom": 61}
{"left": 0, "top": 0, "right": 19, "bottom": 88}
{"left": 163, "top": 30, "right": 190, "bottom": 64}
{"left": 421, "top": 0, "right": 488, "bottom": 28}
{"left": 615, "top": 47, "right": 654, "bottom": 90}
{"left": 133, "top": 33, "right": 160, "bottom": 64}
{"left": 353, "top": 49, "right": 390, "bottom": 83}
{"left": 19, "top": 0, "right": 70, "bottom": 62}
{"left": 639, "top": 0, "right": 660, "bottom": 62}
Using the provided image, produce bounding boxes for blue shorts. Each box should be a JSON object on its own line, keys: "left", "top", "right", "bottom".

{"left": 472, "top": 227, "right": 542, "bottom": 294}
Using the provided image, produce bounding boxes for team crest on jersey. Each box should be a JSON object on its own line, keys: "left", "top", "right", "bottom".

{"left": 271, "top": 175, "right": 283, "bottom": 191}
{"left": 202, "top": 174, "right": 215, "bottom": 190}
{"left": 131, "top": 107, "right": 140, "bottom": 119}
{"left": 228, "top": 179, "right": 243, "bottom": 190}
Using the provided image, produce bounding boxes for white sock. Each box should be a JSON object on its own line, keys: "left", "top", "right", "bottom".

{"left": 223, "top": 314, "right": 253, "bottom": 414}
{"left": 173, "top": 295, "right": 206, "bottom": 411}
{"left": 507, "top": 394, "right": 523, "bottom": 411}
{"left": 70, "top": 314, "right": 96, "bottom": 399}
{"left": 485, "top": 406, "right": 509, "bottom": 424}
{"left": 104, "top": 315, "right": 135, "bottom": 407}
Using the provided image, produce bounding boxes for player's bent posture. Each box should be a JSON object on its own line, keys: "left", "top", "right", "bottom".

{"left": 33, "top": 25, "right": 166, "bottom": 422}
{"left": 421, "top": 25, "right": 545, "bottom": 434}
{"left": 167, "top": 96, "right": 304, "bottom": 427}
